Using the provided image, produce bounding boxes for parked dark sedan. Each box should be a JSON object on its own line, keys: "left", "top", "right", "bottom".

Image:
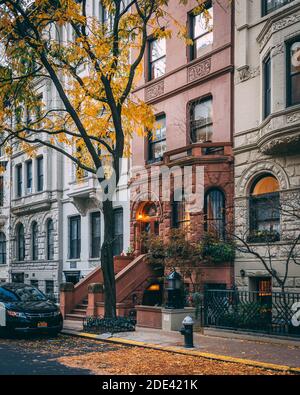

{"left": 0, "top": 283, "right": 63, "bottom": 336}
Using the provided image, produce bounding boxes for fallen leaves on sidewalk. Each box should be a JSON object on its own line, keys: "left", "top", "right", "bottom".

{"left": 57, "top": 346, "right": 292, "bottom": 375}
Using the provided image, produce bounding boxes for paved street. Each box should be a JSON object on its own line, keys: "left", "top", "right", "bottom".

{"left": 0, "top": 335, "right": 119, "bottom": 375}
{"left": 0, "top": 333, "right": 295, "bottom": 375}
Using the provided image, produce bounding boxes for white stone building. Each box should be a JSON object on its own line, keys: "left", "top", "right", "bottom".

{"left": 234, "top": 0, "right": 300, "bottom": 292}
{"left": 0, "top": 1, "right": 131, "bottom": 295}
{"left": 61, "top": 154, "right": 130, "bottom": 284}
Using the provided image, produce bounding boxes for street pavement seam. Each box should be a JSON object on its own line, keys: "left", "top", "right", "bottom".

{"left": 62, "top": 329, "right": 300, "bottom": 374}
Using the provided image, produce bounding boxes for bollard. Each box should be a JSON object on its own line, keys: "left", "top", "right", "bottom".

{"left": 179, "top": 315, "right": 194, "bottom": 348}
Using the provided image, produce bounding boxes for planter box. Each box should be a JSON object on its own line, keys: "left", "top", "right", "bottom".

{"left": 161, "top": 307, "right": 198, "bottom": 331}
{"left": 136, "top": 305, "right": 162, "bottom": 329}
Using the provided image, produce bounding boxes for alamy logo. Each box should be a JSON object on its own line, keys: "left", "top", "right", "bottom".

{"left": 291, "top": 302, "right": 300, "bottom": 327}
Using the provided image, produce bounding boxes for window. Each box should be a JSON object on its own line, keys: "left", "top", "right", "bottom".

{"left": 113, "top": 208, "right": 123, "bottom": 256}
{"left": 31, "top": 222, "right": 38, "bottom": 261}
{"left": 16, "top": 164, "right": 22, "bottom": 197}
{"left": 37, "top": 156, "right": 44, "bottom": 192}
{"left": 287, "top": 39, "right": 300, "bottom": 106}
{"left": 149, "top": 38, "right": 166, "bottom": 80}
{"left": 91, "top": 212, "right": 101, "bottom": 258}
{"left": 69, "top": 216, "right": 81, "bottom": 259}
{"left": 45, "top": 280, "right": 54, "bottom": 296}
{"left": 262, "top": 0, "right": 292, "bottom": 15}
{"left": 249, "top": 175, "right": 280, "bottom": 241}
{"left": 47, "top": 219, "right": 54, "bottom": 260}
{"left": 204, "top": 189, "right": 225, "bottom": 239}
{"left": 172, "top": 190, "right": 190, "bottom": 230}
{"left": 148, "top": 115, "right": 166, "bottom": 162}
{"left": 0, "top": 176, "right": 3, "bottom": 206}
{"left": 189, "top": 97, "right": 213, "bottom": 143}
{"left": 190, "top": 2, "right": 213, "bottom": 60}
{"left": 264, "top": 56, "right": 271, "bottom": 118}
{"left": 16, "top": 223, "right": 25, "bottom": 261}
{"left": 0, "top": 233, "right": 6, "bottom": 265}
{"left": 26, "top": 160, "right": 32, "bottom": 194}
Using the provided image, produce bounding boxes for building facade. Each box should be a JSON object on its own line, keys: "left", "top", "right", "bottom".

{"left": 234, "top": 0, "right": 300, "bottom": 292}
{"left": 0, "top": 1, "right": 131, "bottom": 295}
{"left": 130, "top": 0, "right": 235, "bottom": 291}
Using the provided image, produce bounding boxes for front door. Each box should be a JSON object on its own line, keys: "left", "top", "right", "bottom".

{"left": 141, "top": 220, "right": 159, "bottom": 253}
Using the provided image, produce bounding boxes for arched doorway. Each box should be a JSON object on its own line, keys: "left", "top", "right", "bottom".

{"left": 136, "top": 202, "right": 160, "bottom": 253}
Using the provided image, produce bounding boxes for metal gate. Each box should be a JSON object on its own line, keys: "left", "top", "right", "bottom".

{"left": 204, "top": 290, "right": 300, "bottom": 337}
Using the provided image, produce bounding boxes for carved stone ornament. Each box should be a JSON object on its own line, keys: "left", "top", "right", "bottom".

{"left": 145, "top": 80, "right": 164, "bottom": 101}
{"left": 188, "top": 58, "right": 211, "bottom": 82}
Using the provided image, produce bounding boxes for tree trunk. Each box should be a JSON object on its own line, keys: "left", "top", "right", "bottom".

{"left": 101, "top": 199, "right": 117, "bottom": 318}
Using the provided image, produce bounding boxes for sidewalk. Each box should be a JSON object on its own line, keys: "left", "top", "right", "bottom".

{"left": 63, "top": 320, "right": 300, "bottom": 372}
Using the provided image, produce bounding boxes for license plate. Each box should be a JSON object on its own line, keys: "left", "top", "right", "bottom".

{"left": 37, "top": 322, "right": 48, "bottom": 328}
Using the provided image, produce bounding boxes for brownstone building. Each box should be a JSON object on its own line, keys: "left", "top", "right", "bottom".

{"left": 130, "top": 0, "right": 235, "bottom": 291}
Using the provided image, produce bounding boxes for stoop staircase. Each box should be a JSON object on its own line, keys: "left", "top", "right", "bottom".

{"left": 61, "top": 254, "right": 155, "bottom": 322}
{"left": 65, "top": 298, "right": 88, "bottom": 321}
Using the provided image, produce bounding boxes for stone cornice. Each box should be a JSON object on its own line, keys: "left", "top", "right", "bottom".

{"left": 234, "top": 105, "right": 300, "bottom": 155}
{"left": 11, "top": 199, "right": 51, "bottom": 216}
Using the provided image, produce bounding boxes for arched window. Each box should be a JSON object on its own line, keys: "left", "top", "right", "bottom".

{"left": 249, "top": 174, "right": 280, "bottom": 240}
{"left": 0, "top": 233, "right": 6, "bottom": 265}
{"left": 31, "top": 222, "right": 38, "bottom": 261}
{"left": 16, "top": 223, "right": 25, "bottom": 261}
{"left": 47, "top": 219, "right": 54, "bottom": 260}
{"left": 204, "top": 188, "right": 225, "bottom": 239}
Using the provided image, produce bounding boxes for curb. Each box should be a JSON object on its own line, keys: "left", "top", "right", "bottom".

{"left": 62, "top": 329, "right": 300, "bottom": 374}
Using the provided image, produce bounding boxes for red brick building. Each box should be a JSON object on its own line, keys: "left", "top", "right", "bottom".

{"left": 130, "top": 0, "right": 234, "bottom": 291}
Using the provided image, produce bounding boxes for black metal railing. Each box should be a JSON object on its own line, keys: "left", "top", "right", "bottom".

{"left": 83, "top": 316, "right": 136, "bottom": 335}
{"left": 204, "top": 289, "right": 300, "bottom": 337}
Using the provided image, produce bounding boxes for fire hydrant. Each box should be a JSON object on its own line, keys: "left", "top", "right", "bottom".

{"left": 180, "top": 316, "right": 194, "bottom": 348}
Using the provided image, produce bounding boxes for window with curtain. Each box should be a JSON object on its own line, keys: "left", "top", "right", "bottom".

{"left": 69, "top": 216, "right": 81, "bottom": 259}
{"left": 91, "top": 212, "right": 101, "bottom": 258}
{"left": 0, "top": 233, "right": 6, "bottom": 265}
{"left": 47, "top": 219, "right": 54, "bottom": 260}
{"left": 287, "top": 38, "right": 300, "bottom": 106}
{"left": 190, "top": 97, "right": 213, "bottom": 143}
{"left": 31, "top": 222, "right": 38, "bottom": 261}
{"left": 249, "top": 175, "right": 280, "bottom": 241}
{"left": 189, "top": 1, "right": 213, "bottom": 60}
{"left": 113, "top": 208, "right": 123, "bottom": 256}
{"left": 204, "top": 189, "right": 225, "bottom": 239}
{"left": 16, "top": 223, "right": 25, "bottom": 261}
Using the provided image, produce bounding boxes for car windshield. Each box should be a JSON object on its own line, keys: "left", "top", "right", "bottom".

{"left": 0, "top": 287, "right": 18, "bottom": 302}
{"left": 5, "top": 286, "right": 47, "bottom": 302}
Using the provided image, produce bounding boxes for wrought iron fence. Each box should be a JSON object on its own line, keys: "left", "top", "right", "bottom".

{"left": 83, "top": 316, "right": 136, "bottom": 335}
{"left": 204, "top": 289, "right": 300, "bottom": 337}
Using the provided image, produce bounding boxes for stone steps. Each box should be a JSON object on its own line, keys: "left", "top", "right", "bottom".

{"left": 72, "top": 308, "right": 87, "bottom": 315}
{"left": 65, "top": 313, "right": 85, "bottom": 321}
